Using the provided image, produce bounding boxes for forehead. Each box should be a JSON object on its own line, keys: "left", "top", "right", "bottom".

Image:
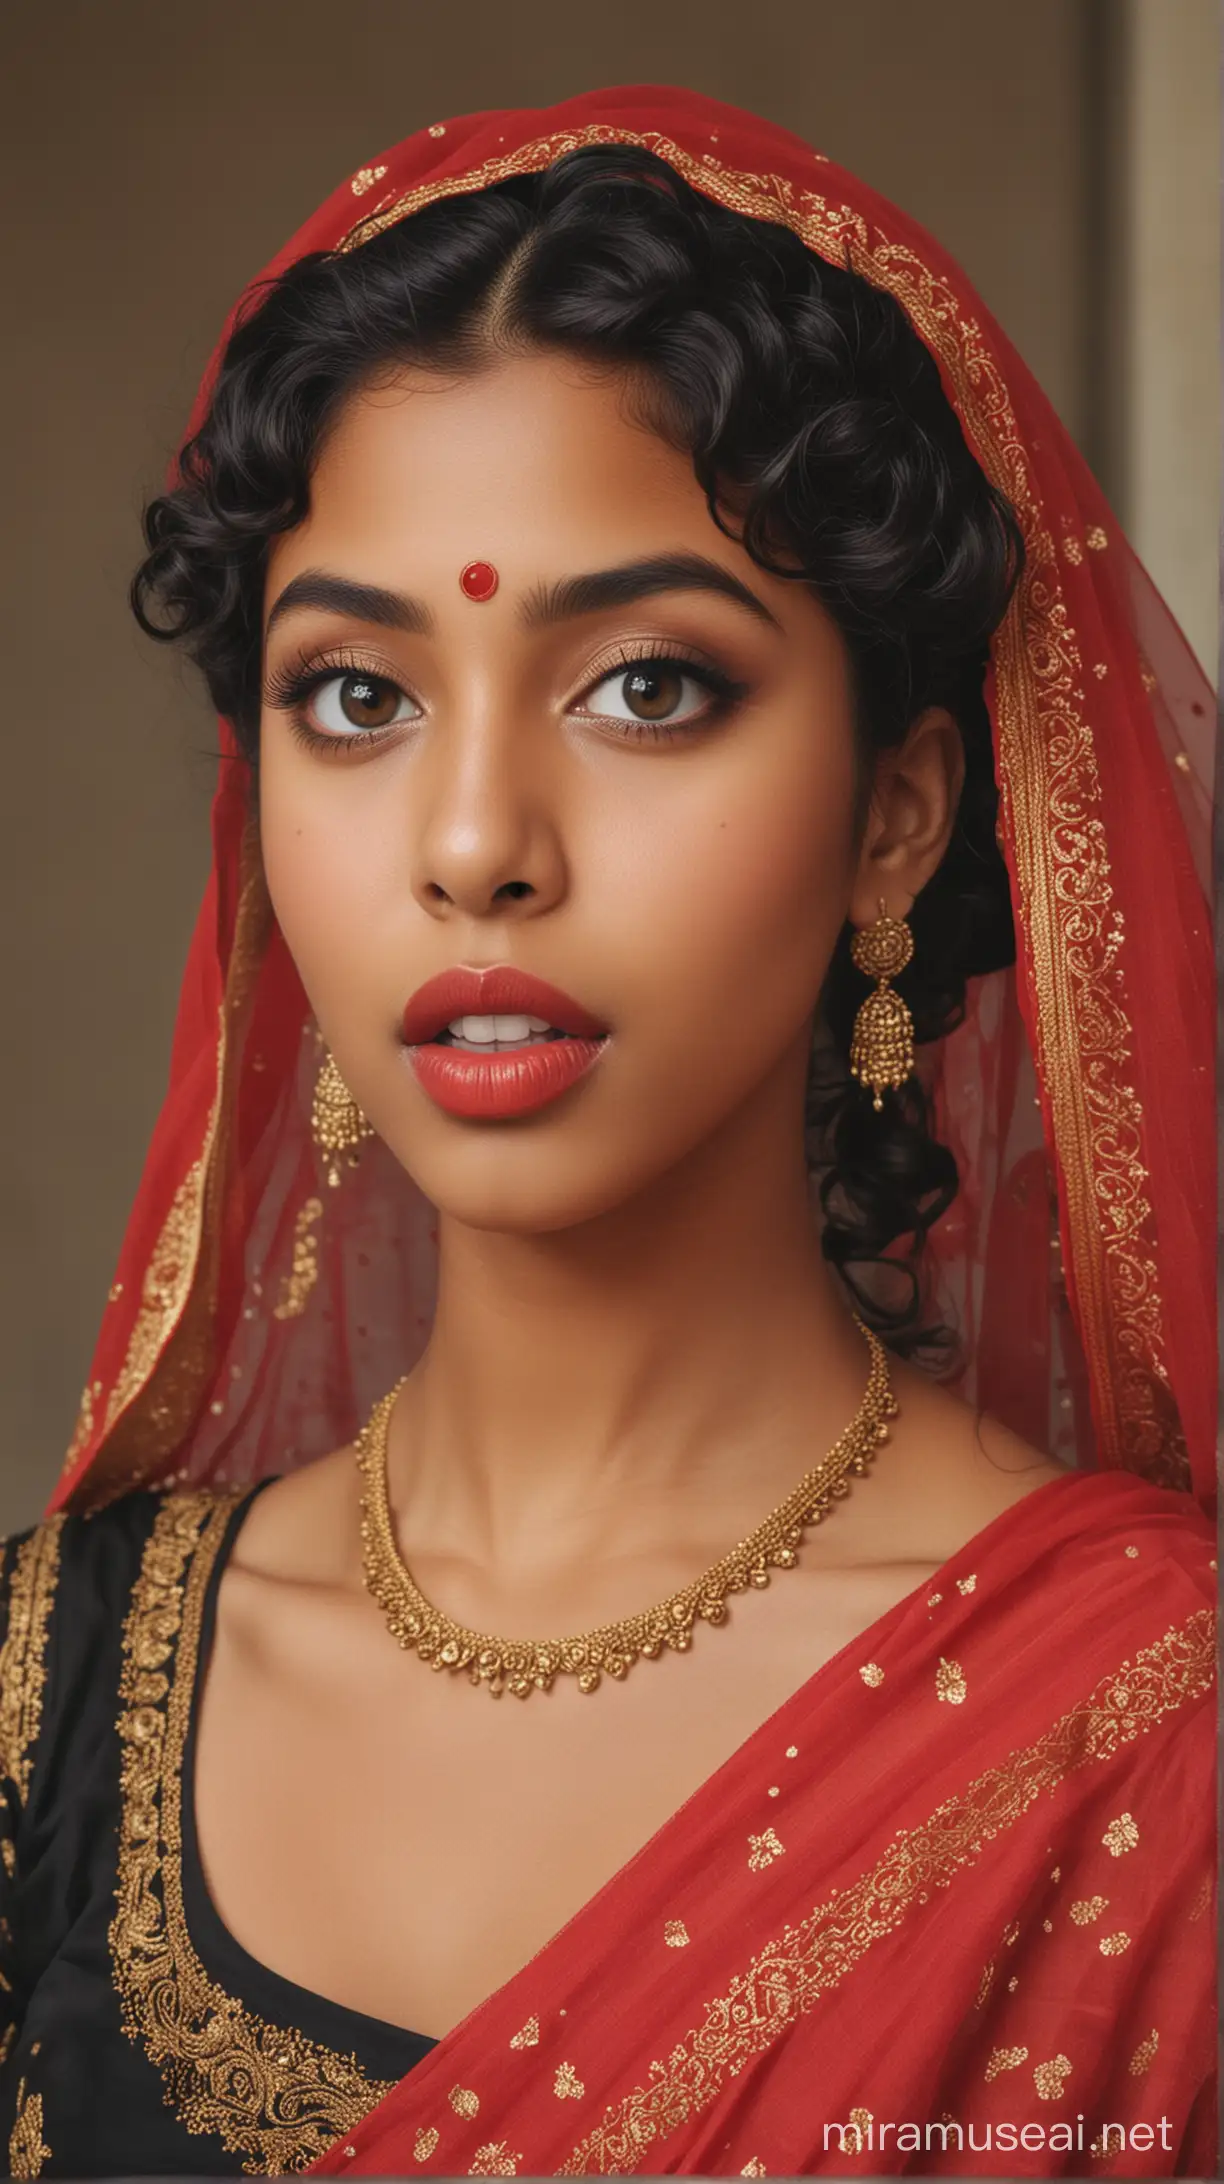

{"left": 276, "top": 352, "right": 719, "bottom": 580}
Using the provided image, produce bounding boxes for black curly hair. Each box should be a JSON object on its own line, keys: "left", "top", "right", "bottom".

{"left": 131, "top": 145, "right": 1022, "bottom": 1361}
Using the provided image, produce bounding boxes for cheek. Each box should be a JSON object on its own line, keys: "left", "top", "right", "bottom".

{"left": 594, "top": 724, "right": 857, "bottom": 1044}
{"left": 258, "top": 738, "right": 399, "bottom": 1017}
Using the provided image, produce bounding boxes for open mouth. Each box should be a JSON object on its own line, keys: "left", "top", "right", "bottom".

{"left": 401, "top": 972, "right": 610, "bottom": 1119}
{"left": 432, "top": 1013, "right": 574, "bottom": 1053}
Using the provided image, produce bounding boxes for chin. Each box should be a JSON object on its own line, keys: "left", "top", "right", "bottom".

{"left": 386, "top": 1118, "right": 700, "bottom": 1240}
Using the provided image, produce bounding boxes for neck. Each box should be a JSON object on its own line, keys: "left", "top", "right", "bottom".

{"left": 387, "top": 1078, "right": 872, "bottom": 1570}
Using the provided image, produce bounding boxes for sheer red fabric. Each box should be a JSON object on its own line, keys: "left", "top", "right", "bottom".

{"left": 49, "top": 85, "right": 1215, "bottom": 1526}
{"left": 42, "top": 84, "right": 1216, "bottom": 2178}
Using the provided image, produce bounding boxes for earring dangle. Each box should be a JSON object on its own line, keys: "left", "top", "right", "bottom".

{"left": 311, "top": 1048, "right": 375, "bottom": 1187}
{"left": 849, "top": 900, "right": 916, "bottom": 1111}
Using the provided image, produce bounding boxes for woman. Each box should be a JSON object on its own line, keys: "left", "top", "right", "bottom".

{"left": 0, "top": 86, "right": 1214, "bottom": 2180}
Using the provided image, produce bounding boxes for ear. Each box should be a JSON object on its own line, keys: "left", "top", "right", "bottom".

{"left": 848, "top": 707, "right": 965, "bottom": 926}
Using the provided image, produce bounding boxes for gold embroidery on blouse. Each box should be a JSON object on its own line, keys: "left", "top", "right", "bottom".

{"left": 1102, "top": 1811, "right": 1139, "bottom": 1855}
{"left": 0, "top": 1519, "right": 64, "bottom": 1799}
{"left": 0, "top": 2024, "right": 14, "bottom": 2067}
{"left": 747, "top": 1828, "right": 785, "bottom": 1871}
{"left": 415, "top": 2126, "right": 440, "bottom": 2159}
{"left": 557, "top": 1609, "right": 1214, "bottom": 2175}
{"left": 509, "top": 2015, "right": 539, "bottom": 2048}
{"left": 337, "top": 127, "right": 1185, "bottom": 1492}
{"left": 272, "top": 1197, "right": 324, "bottom": 1320}
{"left": 1128, "top": 2028, "right": 1158, "bottom": 2075}
{"left": 1099, "top": 1931, "right": 1131, "bottom": 1955}
{"left": 555, "top": 2063, "right": 585, "bottom": 2099}
{"left": 451, "top": 2087, "right": 481, "bottom": 2118}
{"left": 935, "top": 1657, "right": 966, "bottom": 1704}
{"left": 664, "top": 1920, "right": 690, "bottom": 1947}
{"left": 8, "top": 2079, "right": 50, "bottom": 2178}
{"left": 469, "top": 2142, "right": 520, "bottom": 2174}
{"left": 1070, "top": 1895, "right": 1108, "bottom": 1924}
{"left": 859, "top": 1662, "right": 884, "bottom": 1687}
{"left": 1033, "top": 2054, "right": 1072, "bottom": 2100}
{"left": 985, "top": 2045, "right": 1028, "bottom": 2080}
{"left": 110, "top": 1494, "right": 393, "bottom": 2175}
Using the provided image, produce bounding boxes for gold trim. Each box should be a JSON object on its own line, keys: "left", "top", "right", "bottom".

{"left": 559, "top": 1608, "right": 1214, "bottom": 2173}
{"left": 340, "top": 126, "right": 1184, "bottom": 1485}
{"left": 72, "top": 818, "right": 274, "bottom": 1508}
{"left": 8, "top": 2079, "right": 50, "bottom": 2178}
{"left": 110, "top": 1495, "right": 392, "bottom": 2175}
{"left": 0, "top": 1521, "right": 64, "bottom": 1800}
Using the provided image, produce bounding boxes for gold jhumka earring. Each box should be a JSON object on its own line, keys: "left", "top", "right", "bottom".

{"left": 849, "top": 900, "right": 916, "bottom": 1111}
{"left": 311, "top": 1048, "right": 376, "bottom": 1186}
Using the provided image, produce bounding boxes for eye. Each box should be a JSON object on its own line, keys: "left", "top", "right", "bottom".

{"left": 310, "top": 671, "right": 421, "bottom": 735}
{"left": 580, "top": 660, "right": 722, "bottom": 728}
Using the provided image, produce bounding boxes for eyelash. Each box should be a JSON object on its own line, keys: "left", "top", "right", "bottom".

{"left": 263, "top": 641, "right": 749, "bottom": 754}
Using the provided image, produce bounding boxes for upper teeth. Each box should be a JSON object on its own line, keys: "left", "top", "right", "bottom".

{"left": 446, "top": 1014, "right": 552, "bottom": 1043}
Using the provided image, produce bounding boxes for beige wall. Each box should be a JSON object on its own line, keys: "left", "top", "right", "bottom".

{"left": 0, "top": 0, "right": 1209, "bottom": 1528}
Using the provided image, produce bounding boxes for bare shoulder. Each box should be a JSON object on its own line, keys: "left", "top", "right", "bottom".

{"left": 229, "top": 1442, "right": 364, "bottom": 1589}
{"left": 855, "top": 1353, "right": 1070, "bottom": 1567}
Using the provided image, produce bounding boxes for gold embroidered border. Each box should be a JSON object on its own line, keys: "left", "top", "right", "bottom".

{"left": 341, "top": 127, "right": 1183, "bottom": 1486}
{"left": 69, "top": 816, "right": 274, "bottom": 1508}
{"left": 110, "top": 1494, "right": 392, "bottom": 2175}
{"left": 8, "top": 2078, "right": 50, "bottom": 2178}
{"left": 0, "top": 1520, "right": 65, "bottom": 1800}
{"left": 559, "top": 1607, "right": 1215, "bottom": 2173}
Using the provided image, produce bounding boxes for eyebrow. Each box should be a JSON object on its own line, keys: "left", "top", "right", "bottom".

{"left": 522, "top": 552, "right": 780, "bottom": 631}
{"left": 264, "top": 550, "right": 781, "bottom": 643}
{"left": 265, "top": 570, "right": 435, "bottom": 639}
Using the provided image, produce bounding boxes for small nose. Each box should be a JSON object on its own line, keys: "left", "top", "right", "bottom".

{"left": 409, "top": 718, "right": 567, "bottom": 923}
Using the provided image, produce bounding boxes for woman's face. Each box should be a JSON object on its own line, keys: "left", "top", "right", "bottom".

{"left": 260, "top": 351, "right": 945, "bottom": 1234}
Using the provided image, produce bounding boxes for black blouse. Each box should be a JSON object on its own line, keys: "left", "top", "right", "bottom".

{"left": 0, "top": 1486, "right": 435, "bottom": 2178}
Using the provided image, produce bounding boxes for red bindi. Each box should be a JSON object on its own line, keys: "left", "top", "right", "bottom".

{"left": 459, "top": 561, "right": 499, "bottom": 602}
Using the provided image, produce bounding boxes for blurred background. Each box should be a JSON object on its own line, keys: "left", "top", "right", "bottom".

{"left": 1, "top": 0, "right": 1218, "bottom": 1527}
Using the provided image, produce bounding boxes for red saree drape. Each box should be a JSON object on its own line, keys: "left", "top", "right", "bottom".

{"left": 45, "top": 85, "right": 1216, "bottom": 2178}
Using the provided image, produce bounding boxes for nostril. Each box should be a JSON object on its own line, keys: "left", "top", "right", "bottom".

{"left": 495, "top": 881, "right": 534, "bottom": 901}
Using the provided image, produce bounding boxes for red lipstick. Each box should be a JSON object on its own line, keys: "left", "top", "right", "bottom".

{"left": 401, "top": 966, "right": 609, "bottom": 1121}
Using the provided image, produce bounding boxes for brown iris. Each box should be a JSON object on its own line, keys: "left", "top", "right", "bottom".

{"left": 622, "top": 666, "right": 684, "bottom": 720}
{"left": 337, "top": 673, "right": 401, "bottom": 728}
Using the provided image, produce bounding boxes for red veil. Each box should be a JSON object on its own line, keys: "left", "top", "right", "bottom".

{"left": 42, "top": 88, "right": 1217, "bottom": 2181}
{"left": 50, "top": 85, "right": 1214, "bottom": 1525}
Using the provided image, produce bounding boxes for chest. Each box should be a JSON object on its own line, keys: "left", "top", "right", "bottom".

{"left": 192, "top": 1558, "right": 924, "bottom": 2040}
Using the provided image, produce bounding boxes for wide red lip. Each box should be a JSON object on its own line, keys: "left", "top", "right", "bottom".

{"left": 400, "top": 966, "right": 609, "bottom": 1045}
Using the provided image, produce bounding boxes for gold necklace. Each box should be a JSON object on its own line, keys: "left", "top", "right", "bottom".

{"left": 356, "top": 1318, "right": 897, "bottom": 1699}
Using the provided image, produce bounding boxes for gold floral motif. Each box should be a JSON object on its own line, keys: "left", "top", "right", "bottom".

{"left": 509, "top": 2015, "right": 539, "bottom": 2048}
{"left": 110, "top": 1496, "right": 393, "bottom": 2174}
{"left": 1128, "top": 2028, "right": 1158, "bottom": 2076}
{"left": 415, "top": 2125, "right": 440, "bottom": 2160}
{"left": 1002, "top": 1920, "right": 1020, "bottom": 1946}
{"left": 1102, "top": 1811, "right": 1139, "bottom": 1856}
{"left": 350, "top": 164, "right": 388, "bottom": 196}
{"left": 974, "top": 1960, "right": 995, "bottom": 2009}
{"left": 1062, "top": 538, "right": 1084, "bottom": 565}
{"left": 1099, "top": 1931, "right": 1131, "bottom": 1955}
{"left": 557, "top": 1609, "right": 1214, "bottom": 2174}
{"left": 935, "top": 1657, "right": 967, "bottom": 1704}
{"left": 664, "top": 1920, "right": 690, "bottom": 1947}
{"left": 450, "top": 2087, "right": 481, "bottom": 2118}
{"left": 0, "top": 1520, "right": 64, "bottom": 1798}
{"left": 273, "top": 1197, "right": 324, "bottom": 1320}
{"left": 985, "top": 2045, "right": 1028, "bottom": 2080}
{"left": 859, "top": 1662, "right": 884, "bottom": 1687}
{"left": 337, "top": 124, "right": 1186, "bottom": 1489}
{"left": 1033, "top": 2054, "right": 1072, "bottom": 2100}
{"left": 956, "top": 1574, "right": 977, "bottom": 1594}
{"left": 469, "top": 2142, "right": 520, "bottom": 2174}
{"left": 1070, "top": 1895, "right": 1108, "bottom": 1924}
{"left": 554, "top": 2063, "right": 585, "bottom": 2099}
{"left": 740, "top": 2160, "right": 766, "bottom": 2176}
{"left": 747, "top": 1828, "right": 785, "bottom": 1871}
{"left": 8, "top": 2079, "right": 50, "bottom": 2178}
